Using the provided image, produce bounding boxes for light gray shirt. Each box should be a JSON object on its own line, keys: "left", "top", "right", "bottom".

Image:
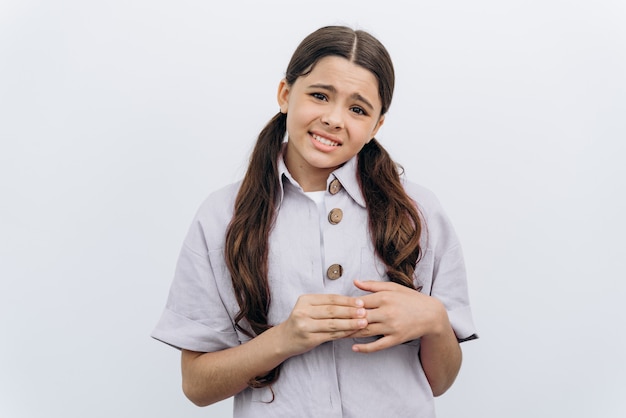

{"left": 152, "top": 155, "right": 477, "bottom": 417}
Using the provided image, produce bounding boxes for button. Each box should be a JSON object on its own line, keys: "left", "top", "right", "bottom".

{"left": 328, "top": 208, "right": 343, "bottom": 225}
{"left": 328, "top": 179, "right": 342, "bottom": 195}
{"left": 326, "top": 264, "right": 343, "bottom": 280}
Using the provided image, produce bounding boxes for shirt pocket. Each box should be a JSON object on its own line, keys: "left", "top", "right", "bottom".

{"left": 358, "top": 246, "right": 388, "bottom": 282}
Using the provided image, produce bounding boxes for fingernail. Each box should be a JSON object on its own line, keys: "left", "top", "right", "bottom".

{"left": 357, "top": 319, "right": 367, "bottom": 327}
{"left": 355, "top": 299, "right": 364, "bottom": 307}
{"left": 356, "top": 308, "right": 365, "bottom": 317}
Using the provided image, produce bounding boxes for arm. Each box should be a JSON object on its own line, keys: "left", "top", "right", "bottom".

{"left": 181, "top": 325, "right": 287, "bottom": 406}
{"left": 181, "top": 294, "right": 368, "bottom": 406}
{"left": 350, "top": 280, "right": 462, "bottom": 396}
{"left": 416, "top": 303, "right": 462, "bottom": 396}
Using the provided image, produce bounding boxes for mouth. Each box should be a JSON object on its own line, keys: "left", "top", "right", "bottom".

{"left": 312, "top": 133, "right": 341, "bottom": 147}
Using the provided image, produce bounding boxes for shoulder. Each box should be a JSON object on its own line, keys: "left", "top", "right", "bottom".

{"left": 401, "top": 178, "right": 445, "bottom": 218}
{"left": 195, "top": 181, "right": 241, "bottom": 222}
{"left": 401, "top": 178, "right": 460, "bottom": 249}
{"left": 184, "top": 181, "right": 242, "bottom": 252}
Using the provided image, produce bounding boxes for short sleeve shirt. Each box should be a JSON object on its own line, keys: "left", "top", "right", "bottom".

{"left": 152, "top": 155, "right": 478, "bottom": 417}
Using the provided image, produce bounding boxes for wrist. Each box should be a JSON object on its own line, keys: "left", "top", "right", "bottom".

{"left": 423, "top": 298, "right": 451, "bottom": 339}
{"left": 261, "top": 324, "right": 292, "bottom": 360}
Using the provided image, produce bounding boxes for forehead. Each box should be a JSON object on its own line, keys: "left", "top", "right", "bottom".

{"left": 298, "top": 56, "right": 381, "bottom": 105}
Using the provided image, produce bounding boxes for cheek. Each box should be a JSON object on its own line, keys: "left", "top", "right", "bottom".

{"left": 285, "top": 111, "right": 308, "bottom": 139}
{"left": 367, "top": 122, "right": 382, "bottom": 140}
{"left": 357, "top": 125, "right": 377, "bottom": 143}
{"left": 289, "top": 102, "right": 317, "bottom": 125}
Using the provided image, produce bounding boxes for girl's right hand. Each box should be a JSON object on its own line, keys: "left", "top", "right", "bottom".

{"left": 275, "top": 294, "right": 368, "bottom": 357}
{"left": 180, "top": 294, "right": 367, "bottom": 406}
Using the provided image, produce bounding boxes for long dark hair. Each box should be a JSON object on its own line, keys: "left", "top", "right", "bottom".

{"left": 224, "top": 26, "right": 422, "bottom": 388}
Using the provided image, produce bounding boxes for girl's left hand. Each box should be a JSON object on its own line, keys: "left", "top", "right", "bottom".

{"left": 350, "top": 279, "right": 449, "bottom": 353}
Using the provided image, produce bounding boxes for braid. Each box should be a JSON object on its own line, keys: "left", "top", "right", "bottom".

{"left": 358, "top": 139, "right": 422, "bottom": 289}
{"left": 224, "top": 112, "right": 286, "bottom": 388}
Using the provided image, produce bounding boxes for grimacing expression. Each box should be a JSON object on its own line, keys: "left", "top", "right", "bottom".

{"left": 278, "top": 56, "right": 385, "bottom": 191}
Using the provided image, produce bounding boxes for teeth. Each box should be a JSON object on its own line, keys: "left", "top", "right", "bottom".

{"left": 313, "top": 134, "right": 339, "bottom": 147}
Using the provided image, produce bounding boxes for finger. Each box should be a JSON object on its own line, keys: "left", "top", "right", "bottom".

{"left": 357, "top": 292, "right": 382, "bottom": 309}
{"left": 352, "top": 335, "right": 398, "bottom": 353}
{"left": 310, "top": 318, "right": 368, "bottom": 334}
{"left": 308, "top": 305, "right": 367, "bottom": 320}
{"left": 316, "top": 327, "right": 364, "bottom": 343}
{"left": 303, "top": 293, "right": 364, "bottom": 308}
{"left": 353, "top": 279, "right": 402, "bottom": 293}
{"left": 350, "top": 322, "right": 385, "bottom": 339}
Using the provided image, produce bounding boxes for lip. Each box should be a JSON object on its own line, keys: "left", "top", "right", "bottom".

{"left": 310, "top": 131, "right": 342, "bottom": 148}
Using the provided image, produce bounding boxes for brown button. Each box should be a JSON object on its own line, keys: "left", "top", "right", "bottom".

{"left": 328, "top": 208, "right": 343, "bottom": 225}
{"left": 328, "top": 179, "right": 342, "bottom": 195}
{"left": 326, "top": 264, "right": 343, "bottom": 280}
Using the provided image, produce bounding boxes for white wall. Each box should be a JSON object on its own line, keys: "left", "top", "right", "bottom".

{"left": 1, "top": 1, "right": 625, "bottom": 417}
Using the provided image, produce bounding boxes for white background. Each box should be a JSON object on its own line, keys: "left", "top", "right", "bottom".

{"left": 1, "top": 1, "right": 625, "bottom": 417}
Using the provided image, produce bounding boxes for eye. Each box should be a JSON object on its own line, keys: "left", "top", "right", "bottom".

{"left": 311, "top": 92, "right": 328, "bottom": 101}
{"left": 350, "top": 106, "right": 367, "bottom": 116}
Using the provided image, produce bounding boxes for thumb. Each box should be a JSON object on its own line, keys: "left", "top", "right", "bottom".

{"left": 354, "top": 279, "right": 398, "bottom": 293}
{"left": 353, "top": 279, "right": 378, "bottom": 292}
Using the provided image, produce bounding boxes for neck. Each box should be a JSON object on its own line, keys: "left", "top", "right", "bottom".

{"left": 294, "top": 171, "right": 330, "bottom": 192}
{"left": 283, "top": 148, "right": 334, "bottom": 192}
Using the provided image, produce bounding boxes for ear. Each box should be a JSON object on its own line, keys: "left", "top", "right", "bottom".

{"left": 277, "top": 79, "right": 290, "bottom": 114}
{"left": 368, "top": 114, "right": 385, "bottom": 142}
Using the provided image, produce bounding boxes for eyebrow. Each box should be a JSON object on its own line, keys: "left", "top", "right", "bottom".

{"left": 307, "top": 83, "right": 375, "bottom": 111}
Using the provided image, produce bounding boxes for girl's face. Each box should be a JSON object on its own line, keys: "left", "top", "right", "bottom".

{"left": 278, "top": 56, "right": 385, "bottom": 192}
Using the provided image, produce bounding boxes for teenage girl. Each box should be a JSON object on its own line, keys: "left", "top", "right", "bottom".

{"left": 152, "top": 25, "right": 477, "bottom": 418}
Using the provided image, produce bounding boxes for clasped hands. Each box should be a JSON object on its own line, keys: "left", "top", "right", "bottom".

{"left": 276, "top": 279, "right": 448, "bottom": 357}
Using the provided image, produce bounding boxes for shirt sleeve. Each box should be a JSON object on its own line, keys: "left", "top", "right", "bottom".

{"left": 409, "top": 182, "right": 478, "bottom": 343}
{"left": 151, "top": 217, "right": 240, "bottom": 353}
{"left": 432, "top": 242, "right": 478, "bottom": 342}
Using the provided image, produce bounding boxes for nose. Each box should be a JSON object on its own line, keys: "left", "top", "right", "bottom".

{"left": 321, "top": 105, "right": 344, "bottom": 130}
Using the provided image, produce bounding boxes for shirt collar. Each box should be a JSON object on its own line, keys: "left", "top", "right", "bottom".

{"left": 277, "top": 147, "right": 366, "bottom": 208}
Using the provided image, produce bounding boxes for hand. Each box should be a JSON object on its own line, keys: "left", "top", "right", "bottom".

{"left": 350, "top": 279, "right": 448, "bottom": 353}
{"left": 275, "top": 294, "right": 368, "bottom": 357}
